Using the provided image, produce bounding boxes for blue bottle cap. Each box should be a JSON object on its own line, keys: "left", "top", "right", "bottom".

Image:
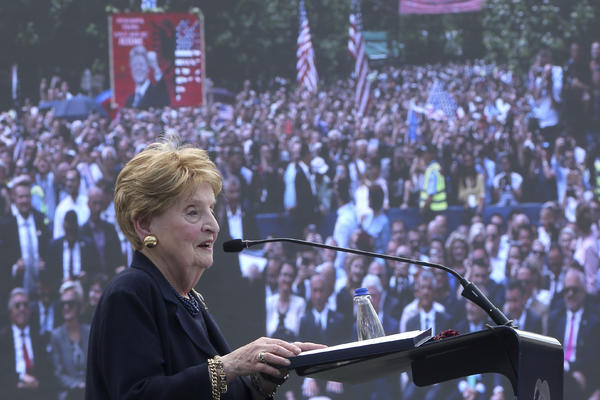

{"left": 354, "top": 287, "right": 369, "bottom": 296}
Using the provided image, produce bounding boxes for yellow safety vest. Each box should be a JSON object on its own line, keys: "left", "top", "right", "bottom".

{"left": 31, "top": 184, "right": 50, "bottom": 226}
{"left": 420, "top": 161, "right": 447, "bottom": 211}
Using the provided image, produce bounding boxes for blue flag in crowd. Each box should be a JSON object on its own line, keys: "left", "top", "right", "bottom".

{"left": 426, "top": 80, "right": 457, "bottom": 120}
{"left": 406, "top": 107, "right": 419, "bottom": 142}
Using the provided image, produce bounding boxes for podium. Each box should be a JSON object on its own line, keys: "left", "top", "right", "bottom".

{"left": 290, "top": 326, "right": 563, "bottom": 400}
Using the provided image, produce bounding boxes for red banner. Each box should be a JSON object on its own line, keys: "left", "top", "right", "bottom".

{"left": 109, "top": 12, "right": 205, "bottom": 109}
{"left": 399, "top": 0, "right": 484, "bottom": 14}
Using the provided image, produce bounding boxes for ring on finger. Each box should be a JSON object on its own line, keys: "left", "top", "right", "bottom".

{"left": 258, "top": 351, "right": 267, "bottom": 363}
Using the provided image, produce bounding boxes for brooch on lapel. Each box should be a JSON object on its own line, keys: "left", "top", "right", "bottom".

{"left": 192, "top": 289, "right": 208, "bottom": 311}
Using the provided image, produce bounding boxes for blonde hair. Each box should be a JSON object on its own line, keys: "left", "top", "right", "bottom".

{"left": 59, "top": 280, "right": 84, "bottom": 305}
{"left": 445, "top": 231, "right": 470, "bottom": 263}
{"left": 114, "top": 136, "right": 222, "bottom": 250}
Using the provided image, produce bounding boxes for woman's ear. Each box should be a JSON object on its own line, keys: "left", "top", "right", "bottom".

{"left": 133, "top": 217, "right": 152, "bottom": 241}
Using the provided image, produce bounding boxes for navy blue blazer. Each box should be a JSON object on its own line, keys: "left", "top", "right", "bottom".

{"left": 405, "top": 310, "right": 452, "bottom": 334}
{"left": 0, "top": 210, "right": 51, "bottom": 296}
{"left": 125, "top": 78, "right": 170, "bottom": 109}
{"left": 509, "top": 309, "right": 543, "bottom": 334}
{"left": 298, "top": 307, "right": 349, "bottom": 346}
{"left": 547, "top": 303, "right": 600, "bottom": 384}
{"left": 0, "top": 323, "right": 56, "bottom": 400}
{"left": 46, "top": 236, "right": 101, "bottom": 288}
{"left": 85, "top": 251, "right": 253, "bottom": 399}
{"left": 79, "top": 219, "right": 124, "bottom": 276}
{"left": 0, "top": 210, "right": 52, "bottom": 268}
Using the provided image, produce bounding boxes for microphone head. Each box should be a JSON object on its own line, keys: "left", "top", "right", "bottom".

{"left": 222, "top": 239, "right": 245, "bottom": 253}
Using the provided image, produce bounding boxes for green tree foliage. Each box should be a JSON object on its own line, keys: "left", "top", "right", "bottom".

{"left": 0, "top": 0, "right": 355, "bottom": 97}
{"left": 2, "top": 0, "right": 599, "bottom": 103}
{"left": 0, "top": 0, "right": 126, "bottom": 99}
{"left": 182, "top": 0, "right": 352, "bottom": 88}
{"left": 482, "top": 0, "right": 598, "bottom": 71}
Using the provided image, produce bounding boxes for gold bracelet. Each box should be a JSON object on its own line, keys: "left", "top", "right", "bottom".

{"left": 207, "top": 359, "right": 220, "bottom": 400}
{"left": 213, "top": 355, "right": 227, "bottom": 394}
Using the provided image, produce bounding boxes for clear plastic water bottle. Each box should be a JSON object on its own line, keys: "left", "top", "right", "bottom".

{"left": 354, "top": 287, "right": 385, "bottom": 340}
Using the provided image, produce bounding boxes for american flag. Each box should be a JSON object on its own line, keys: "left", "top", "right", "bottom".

{"left": 426, "top": 80, "right": 457, "bottom": 120}
{"left": 348, "top": 0, "right": 371, "bottom": 117}
{"left": 296, "top": 0, "right": 318, "bottom": 92}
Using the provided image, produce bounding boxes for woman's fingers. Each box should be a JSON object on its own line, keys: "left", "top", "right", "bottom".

{"left": 260, "top": 351, "right": 291, "bottom": 367}
{"left": 293, "top": 341, "right": 327, "bottom": 352}
{"left": 263, "top": 338, "right": 301, "bottom": 354}
{"left": 267, "top": 343, "right": 298, "bottom": 358}
{"left": 257, "top": 361, "right": 288, "bottom": 379}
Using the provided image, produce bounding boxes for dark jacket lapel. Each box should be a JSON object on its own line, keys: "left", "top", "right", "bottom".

{"left": 131, "top": 251, "right": 216, "bottom": 356}
{"left": 197, "top": 304, "right": 231, "bottom": 355}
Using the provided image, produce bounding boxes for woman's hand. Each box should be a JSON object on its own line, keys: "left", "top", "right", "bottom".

{"left": 290, "top": 341, "right": 327, "bottom": 353}
{"left": 221, "top": 338, "right": 325, "bottom": 383}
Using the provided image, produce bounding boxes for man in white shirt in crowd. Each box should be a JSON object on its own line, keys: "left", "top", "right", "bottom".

{"left": 53, "top": 168, "right": 89, "bottom": 240}
{"left": 332, "top": 178, "right": 358, "bottom": 284}
{"left": 400, "top": 270, "right": 448, "bottom": 333}
{"left": 493, "top": 154, "right": 522, "bottom": 206}
{"left": 529, "top": 49, "right": 563, "bottom": 145}
{"left": 1, "top": 176, "right": 51, "bottom": 301}
{"left": 283, "top": 139, "right": 318, "bottom": 237}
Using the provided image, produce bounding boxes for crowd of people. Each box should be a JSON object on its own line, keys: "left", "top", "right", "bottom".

{"left": 0, "top": 40, "right": 600, "bottom": 399}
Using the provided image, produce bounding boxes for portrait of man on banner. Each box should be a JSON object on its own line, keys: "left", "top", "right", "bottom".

{"left": 125, "top": 45, "right": 170, "bottom": 109}
{"left": 110, "top": 13, "right": 205, "bottom": 109}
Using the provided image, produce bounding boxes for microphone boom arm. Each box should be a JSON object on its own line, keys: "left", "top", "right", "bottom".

{"left": 229, "top": 237, "right": 513, "bottom": 327}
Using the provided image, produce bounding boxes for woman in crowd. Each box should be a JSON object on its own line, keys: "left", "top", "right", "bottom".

{"left": 558, "top": 226, "right": 577, "bottom": 266}
{"left": 266, "top": 261, "right": 306, "bottom": 341}
{"left": 86, "top": 137, "right": 323, "bottom": 399}
{"left": 336, "top": 254, "right": 369, "bottom": 320}
{"left": 468, "top": 222, "right": 486, "bottom": 251}
{"left": 445, "top": 232, "right": 470, "bottom": 290}
{"left": 505, "top": 244, "right": 524, "bottom": 282}
{"left": 81, "top": 274, "right": 108, "bottom": 324}
{"left": 457, "top": 152, "right": 485, "bottom": 216}
{"left": 50, "top": 280, "right": 89, "bottom": 400}
{"left": 574, "top": 202, "right": 599, "bottom": 295}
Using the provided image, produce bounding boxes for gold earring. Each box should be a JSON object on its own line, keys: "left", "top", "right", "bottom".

{"left": 144, "top": 234, "right": 158, "bottom": 248}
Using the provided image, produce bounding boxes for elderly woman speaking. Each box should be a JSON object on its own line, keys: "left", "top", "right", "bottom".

{"left": 86, "top": 138, "right": 323, "bottom": 399}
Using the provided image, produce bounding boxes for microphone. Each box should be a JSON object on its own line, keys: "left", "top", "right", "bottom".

{"left": 223, "top": 237, "right": 514, "bottom": 327}
{"left": 222, "top": 239, "right": 246, "bottom": 253}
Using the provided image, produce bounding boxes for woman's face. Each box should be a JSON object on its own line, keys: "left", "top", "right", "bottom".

{"left": 278, "top": 263, "right": 295, "bottom": 295}
{"left": 350, "top": 258, "right": 367, "bottom": 285}
{"left": 61, "top": 289, "right": 79, "bottom": 322}
{"left": 507, "top": 246, "right": 521, "bottom": 276}
{"left": 148, "top": 182, "right": 219, "bottom": 274}
{"left": 88, "top": 283, "right": 102, "bottom": 308}
{"left": 559, "top": 232, "right": 574, "bottom": 253}
{"left": 451, "top": 241, "right": 467, "bottom": 262}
